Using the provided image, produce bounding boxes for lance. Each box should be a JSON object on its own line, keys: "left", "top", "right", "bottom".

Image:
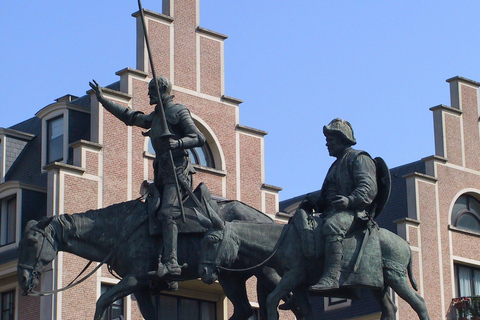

{"left": 137, "top": 0, "right": 185, "bottom": 223}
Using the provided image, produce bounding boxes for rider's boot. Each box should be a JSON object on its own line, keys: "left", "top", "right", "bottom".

{"left": 311, "top": 237, "right": 343, "bottom": 291}
{"left": 157, "top": 222, "right": 182, "bottom": 277}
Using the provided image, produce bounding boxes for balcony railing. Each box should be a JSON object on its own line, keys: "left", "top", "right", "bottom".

{"left": 452, "top": 296, "right": 480, "bottom": 320}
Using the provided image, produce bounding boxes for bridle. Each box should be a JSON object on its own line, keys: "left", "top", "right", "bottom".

{"left": 201, "top": 223, "right": 291, "bottom": 273}
{"left": 19, "top": 195, "right": 147, "bottom": 297}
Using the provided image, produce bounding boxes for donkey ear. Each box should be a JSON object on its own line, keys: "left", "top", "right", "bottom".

{"left": 36, "top": 217, "right": 54, "bottom": 230}
{"left": 202, "top": 197, "right": 224, "bottom": 230}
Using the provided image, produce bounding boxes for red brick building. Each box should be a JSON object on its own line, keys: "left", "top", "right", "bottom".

{"left": 280, "top": 76, "right": 480, "bottom": 320}
{"left": 0, "top": 0, "right": 285, "bottom": 319}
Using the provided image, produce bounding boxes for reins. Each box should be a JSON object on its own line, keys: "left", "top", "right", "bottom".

{"left": 214, "top": 223, "right": 292, "bottom": 273}
{"left": 24, "top": 195, "right": 148, "bottom": 297}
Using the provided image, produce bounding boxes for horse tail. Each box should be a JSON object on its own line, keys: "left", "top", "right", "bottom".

{"left": 407, "top": 248, "right": 418, "bottom": 291}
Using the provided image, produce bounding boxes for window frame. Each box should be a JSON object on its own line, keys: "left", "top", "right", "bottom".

{"left": 46, "top": 115, "right": 65, "bottom": 163}
{"left": 40, "top": 107, "right": 68, "bottom": 170}
{"left": 0, "top": 284, "right": 17, "bottom": 320}
{"left": 0, "top": 186, "right": 21, "bottom": 253}
{"left": 323, "top": 296, "right": 352, "bottom": 311}
{"left": 101, "top": 283, "right": 125, "bottom": 320}
{"left": 451, "top": 194, "right": 480, "bottom": 234}
{"left": 455, "top": 263, "right": 480, "bottom": 297}
{"left": 157, "top": 294, "right": 217, "bottom": 320}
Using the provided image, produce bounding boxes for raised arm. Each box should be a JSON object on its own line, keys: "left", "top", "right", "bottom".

{"left": 89, "top": 80, "right": 151, "bottom": 129}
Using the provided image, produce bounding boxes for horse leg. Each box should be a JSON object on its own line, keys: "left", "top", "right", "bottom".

{"left": 372, "top": 287, "right": 397, "bottom": 320}
{"left": 386, "top": 270, "right": 430, "bottom": 320}
{"left": 93, "top": 275, "right": 148, "bottom": 320}
{"left": 133, "top": 288, "right": 156, "bottom": 320}
{"left": 266, "top": 269, "right": 306, "bottom": 320}
{"left": 218, "top": 273, "right": 254, "bottom": 320}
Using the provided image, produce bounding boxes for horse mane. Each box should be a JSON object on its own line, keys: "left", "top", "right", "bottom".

{"left": 52, "top": 199, "right": 146, "bottom": 242}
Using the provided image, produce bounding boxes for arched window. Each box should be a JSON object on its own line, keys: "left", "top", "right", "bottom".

{"left": 451, "top": 194, "right": 480, "bottom": 233}
{"left": 148, "top": 139, "right": 215, "bottom": 169}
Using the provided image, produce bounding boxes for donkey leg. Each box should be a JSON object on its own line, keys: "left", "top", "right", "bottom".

{"left": 133, "top": 288, "right": 156, "bottom": 320}
{"left": 386, "top": 270, "right": 430, "bottom": 320}
{"left": 266, "top": 269, "right": 306, "bottom": 320}
{"left": 291, "top": 284, "right": 313, "bottom": 320}
{"left": 372, "top": 287, "right": 397, "bottom": 320}
{"left": 93, "top": 275, "right": 148, "bottom": 320}
{"left": 219, "top": 273, "right": 254, "bottom": 320}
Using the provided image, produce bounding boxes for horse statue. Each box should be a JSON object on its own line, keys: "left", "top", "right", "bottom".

{"left": 17, "top": 184, "right": 301, "bottom": 320}
{"left": 198, "top": 208, "right": 431, "bottom": 320}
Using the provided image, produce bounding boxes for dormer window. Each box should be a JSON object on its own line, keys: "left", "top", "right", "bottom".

{"left": 47, "top": 116, "right": 64, "bottom": 163}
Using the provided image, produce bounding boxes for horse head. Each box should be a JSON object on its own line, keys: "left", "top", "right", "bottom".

{"left": 17, "top": 217, "right": 57, "bottom": 295}
{"left": 198, "top": 206, "right": 239, "bottom": 284}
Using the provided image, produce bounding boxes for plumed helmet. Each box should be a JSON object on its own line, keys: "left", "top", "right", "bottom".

{"left": 323, "top": 118, "right": 356, "bottom": 145}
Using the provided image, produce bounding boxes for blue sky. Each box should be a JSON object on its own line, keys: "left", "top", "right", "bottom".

{"left": 2, "top": 1, "right": 480, "bottom": 200}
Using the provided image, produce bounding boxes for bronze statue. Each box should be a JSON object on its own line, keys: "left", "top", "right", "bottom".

{"left": 301, "top": 118, "right": 378, "bottom": 290}
{"left": 89, "top": 77, "right": 206, "bottom": 277}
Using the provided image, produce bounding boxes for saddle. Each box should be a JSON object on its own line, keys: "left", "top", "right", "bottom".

{"left": 146, "top": 182, "right": 218, "bottom": 236}
{"left": 292, "top": 211, "right": 383, "bottom": 290}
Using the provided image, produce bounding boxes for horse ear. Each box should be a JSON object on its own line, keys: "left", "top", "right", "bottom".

{"left": 36, "top": 217, "right": 54, "bottom": 230}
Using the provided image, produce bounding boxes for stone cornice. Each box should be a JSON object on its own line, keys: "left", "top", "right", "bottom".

{"left": 116, "top": 67, "right": 149, "bottom": 79}
{"left": 131, "top": 9, "right": 174, "bottom": 24}
{"left": 0, "top": 128, "right": 35, "bottom": 141}
{"left": 393, "top": 217, "right": 421, "bottom": 226}
{"left": 196, "top": 27, "right": 228, "bottom": 40}
{"left": 69, "top": 140, "right": 103, "bottom": 151}
{"left": 221, "top": 95, "right": 243, "bottom": 105}
{"left": 262, "top": 184, "right": 282, "bottom": 192}
{"left": 429, "top": 104, "right": 463, "bottom": 116}
{"left": 236, "top": 124, "right": 268, "bottom": 137}
{"left": 402, "top": 172, "right": 438, "bottom": 183}
{"left": 446, "top": 76, "right": 480, "bottom": 87}
{"left": 44, "top": 162, "right": 86, "bottom": 175}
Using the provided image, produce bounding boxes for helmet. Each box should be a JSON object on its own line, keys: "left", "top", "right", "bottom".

{"left": 323, "top": 118, "right": 356, "bottom": 146}
{"left": 149, "top": 76, "right": 172, "bottom": 96}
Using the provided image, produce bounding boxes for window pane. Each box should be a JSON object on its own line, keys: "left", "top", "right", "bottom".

{"left": 6, "top": 197, "right": 15, "bottom": 244}
{"left": 48, "top": 117, "right": 64, "bottom": 163}
{"left": 456, "top": 213, "right": 480, "bottom": 233}
{"left": 474, "top": 269, "right": 480, "bottom": 295}
{"left": 201, "top": 301, "right": 216, "bottom": 320}
{"left": 458, "top": 265, "right": 473, "bottom": 297}
{"left": 469, "top": 196, "right": 480, "bottom": 215}
{"left": 180, "top": 299, "right": 198, "bottom": 320}
{"left": 1, "top": 290, "right": 15, "bottom": 320}
{"left": 452, "top": 196, "right": 468, "bottom": 222}
{"left": 159, "top": 295, "right": 177, "bottom": 319}
{"left": 101, "top": 284, "right": 123, "bottom": 320}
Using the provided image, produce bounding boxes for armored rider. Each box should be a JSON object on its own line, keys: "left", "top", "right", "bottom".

{"left": 303, "top": 118, "right": 377, "bottom": 290}
{"left": 89, "top": 76, "right": 206, "bottom": 277}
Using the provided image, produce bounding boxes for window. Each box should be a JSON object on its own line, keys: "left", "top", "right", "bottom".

{"left": 101, "top": 284, "right": 124, "bottom": 320}
{"left": 456, "top": 264, "right": 480, "bottom": 297}
{"left": 324, "top": 297, "right": 351, "bottom": 311}
{"left": 452, "top": 194, "right": 480, "bottom": 233}
{"left": 188, "top": 144, "right": 214, "bottom": 168}
{"left": 157, "top": 294, "right": 216, "bottom": 320}
{"left": 0, "top": 290, "right": 15, "bottom": 320}
{"left": 148, "top": 139, "right": 215, "bottom": 168}
{"left": 47, "top": 116, "right": 64, "bottom": 163}
{"left": 0, "top": 196, "right": 16, "bottom": 247}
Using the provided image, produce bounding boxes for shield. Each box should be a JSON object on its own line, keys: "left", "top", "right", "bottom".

{"left": 372, "top": 157, "right": 391, "bottom": 219}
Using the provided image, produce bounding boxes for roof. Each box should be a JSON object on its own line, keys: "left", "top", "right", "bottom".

{"left": 5, "top": 117, "right": 47, "bottom": 188}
